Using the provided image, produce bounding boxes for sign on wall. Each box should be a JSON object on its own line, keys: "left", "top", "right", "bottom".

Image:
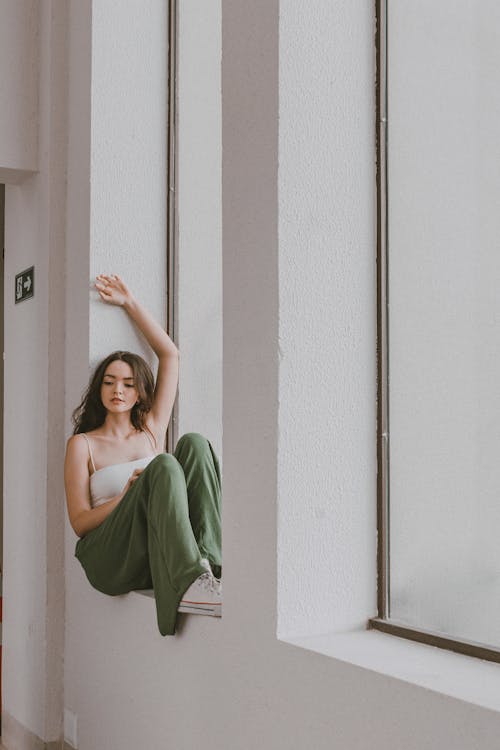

{"left": 15, "top": 266, "right": 34, "bottom": 304}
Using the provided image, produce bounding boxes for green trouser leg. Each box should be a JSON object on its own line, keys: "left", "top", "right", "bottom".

{"left": 175, "top": 432, "right": 222, "bottom": 579}
{"left": 74, "top": 432, "right": 222, "bottom": 636}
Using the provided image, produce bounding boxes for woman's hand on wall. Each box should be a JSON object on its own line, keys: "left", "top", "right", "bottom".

{"left": 95, "top": 274, "right": 134, "bottom": 307}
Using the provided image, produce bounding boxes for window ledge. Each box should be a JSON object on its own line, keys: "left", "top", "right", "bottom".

{"left": 280, "top": 627, "right": 500, "bottom": 713}
{"left": 132, "top": 588, "right": 155, "bottom": 600}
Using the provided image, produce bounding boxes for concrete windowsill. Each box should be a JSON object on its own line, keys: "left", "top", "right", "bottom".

{"left": 134, "top": 591, "right": 500, "bottom": 712}
{"left": 281, "top": 627, "right": 500, "bottom": 713}
{"left": 132, "top": 588, "right": 155, "bottom": 599}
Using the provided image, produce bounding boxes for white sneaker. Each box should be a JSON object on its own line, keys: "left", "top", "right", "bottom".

{"left": 200, "top": 557, "right": 221, "bottom": 582}
{"left": 178, "top": 571, "right": 222, "bottom": 617}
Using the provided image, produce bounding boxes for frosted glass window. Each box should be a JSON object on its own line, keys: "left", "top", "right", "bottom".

{"left": 387, "top": 1, "right": 500, "bottom": 647}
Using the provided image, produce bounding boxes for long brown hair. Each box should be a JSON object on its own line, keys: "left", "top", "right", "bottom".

{"left": 72, "top": 351, "right": 155, "bottom": 437}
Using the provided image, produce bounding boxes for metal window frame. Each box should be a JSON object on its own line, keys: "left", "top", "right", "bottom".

{"left": 368, "top": 0, "right": 500, "bottom": 665}
{"left": 166, "top": 0, "right": 178, "bottom": 454}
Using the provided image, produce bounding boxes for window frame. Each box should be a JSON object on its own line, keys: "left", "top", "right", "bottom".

{"left": 166, "top": 0, "right": 178, "bottom": 454}
{"left": 368, "top": 0, "right": 500, "bottom": 665}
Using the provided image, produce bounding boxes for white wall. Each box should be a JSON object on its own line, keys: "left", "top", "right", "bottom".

{"left": 4, "top": 181, "right": 49, "bottom": 741}
{"left": 0, "top": 0, "right": 38, "bottom": 177}
{"left": 88, "top": 0, "right": 168, "bottom": 363}
{"left": 277, "top": 0, "right": 377, "bottom": 639}
{"left": 2, "top": 0, "right": 66, "bottom": 744}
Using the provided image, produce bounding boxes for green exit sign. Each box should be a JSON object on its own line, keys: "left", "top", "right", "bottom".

{"left": 15, "top": 266, "right": 34, "bottom": 304}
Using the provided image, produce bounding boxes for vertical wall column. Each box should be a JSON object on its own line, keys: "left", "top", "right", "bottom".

{"left": 3, "top": 0, "right": 68, "bottom": 745}
{"left": 221, "top": 0, "right": 280, "bottom": 638}
{"left": 276, "top": 1, "right": 377, "bottom": 639}
{"left": 64, "top": 4, "right": 169, "bottom": 738}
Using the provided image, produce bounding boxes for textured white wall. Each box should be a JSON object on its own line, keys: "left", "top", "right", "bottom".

{"left": 88, "top": 0, "right": 168, "bottom": 365}
{"left": 277, "top": 0, "right": 377, "bottom": 638}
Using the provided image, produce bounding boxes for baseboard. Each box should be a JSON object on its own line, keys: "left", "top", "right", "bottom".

{"left": 1, "top": 712, "right": 72, "bottom": 750}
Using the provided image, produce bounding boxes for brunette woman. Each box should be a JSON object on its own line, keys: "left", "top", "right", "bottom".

{"left": 64, "top": 274, "right": 222, "bottom": 636}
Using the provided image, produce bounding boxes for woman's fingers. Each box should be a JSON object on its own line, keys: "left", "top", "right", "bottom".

{"left": 95, "top": 276, "right": 112, "bottom": 291}
{"left": 95, "top": 274, "right": 118, "bottom": 288}
{"left": 122, "top": 468, "right": 145, "bottom": 494}
{"left": 94, "top": 274, "right": 130, "bottom": 306}
{"left": 129, "top": 468, "right": 144, "bottom": 482}
{"left": 95, "top": 285, "right": 114, "bottom": 302}
{"left": 96, "top": 273, "right": 121, "bottom": 283}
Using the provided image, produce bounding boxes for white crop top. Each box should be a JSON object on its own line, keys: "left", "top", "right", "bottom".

{"left": 82, "top": 432, "right": 157, "bottom": 509}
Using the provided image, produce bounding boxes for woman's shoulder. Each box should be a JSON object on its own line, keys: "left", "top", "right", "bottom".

{"left": 77, "top": 427, "right": 106, "bottom": 441}
{"left": 65, "top": 433, "right": 90, "bottom": 462}
{"left": 67, "top": 432, "right": 86, "bottom": 446}
{"left": 67, "top": 429, "right": 96, "bottom": 444}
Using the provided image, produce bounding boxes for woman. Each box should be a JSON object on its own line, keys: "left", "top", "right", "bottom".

{"left": 64, "top": 274, "right": 222, "bottom": 636}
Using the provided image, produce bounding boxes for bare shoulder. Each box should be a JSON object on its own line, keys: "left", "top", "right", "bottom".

{"left": 66, "top": 433, "right": 87, "bottom": 452}
{"left": 65, "top": 434, "right": 89, "bottom": 466}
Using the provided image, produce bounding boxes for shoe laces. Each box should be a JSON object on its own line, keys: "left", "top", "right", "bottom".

{"left": 197, "top": 571, "right": 221, "bottom": 595}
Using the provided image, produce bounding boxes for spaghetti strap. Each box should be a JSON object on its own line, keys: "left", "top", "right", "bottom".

{"left": 144, "top": 428, "right": 157, "bottom": 453}
{"left": 82, "top": 433, "right": 97, "bottom": 473}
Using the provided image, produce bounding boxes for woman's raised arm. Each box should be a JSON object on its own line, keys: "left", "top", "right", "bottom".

{"left": 95, "top": 274, "right": 179, "bottom": 437}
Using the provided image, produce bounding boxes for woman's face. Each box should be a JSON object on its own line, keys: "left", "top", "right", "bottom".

{"left": 100, "top": 360, "right": 139, "bottom": 415}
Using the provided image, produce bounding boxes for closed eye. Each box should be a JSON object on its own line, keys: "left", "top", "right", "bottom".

{"left": 103, "top": 381, "right": 135, "bottom": 387}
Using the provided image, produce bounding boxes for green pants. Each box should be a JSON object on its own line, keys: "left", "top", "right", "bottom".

{"left": 74, "top": 432, "right": 222, "bottom": 636}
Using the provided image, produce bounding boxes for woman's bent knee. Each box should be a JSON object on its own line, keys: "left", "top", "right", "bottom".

{"left": 176, "top": 432, "right": 208, "bottom": 452}
{"left": 148, "top": 452, "right": 183, "bottom": 480}
{"left": 151, "top": 452, "right": 174, "bottom": 466}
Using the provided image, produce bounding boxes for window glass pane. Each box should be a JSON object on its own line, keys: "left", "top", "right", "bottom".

{"left": 388, "top": 1, "right": 500, "bottom": 646}
{"left": 175, "top": 1, "right": 222, "bottom": 460}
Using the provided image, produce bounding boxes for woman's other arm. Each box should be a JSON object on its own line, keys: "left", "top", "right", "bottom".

{"left": 95, "top": 274, "right": 180, "bottom": 438}
{"left": 65, "top": 435, "right": 125, "bottom": 538}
